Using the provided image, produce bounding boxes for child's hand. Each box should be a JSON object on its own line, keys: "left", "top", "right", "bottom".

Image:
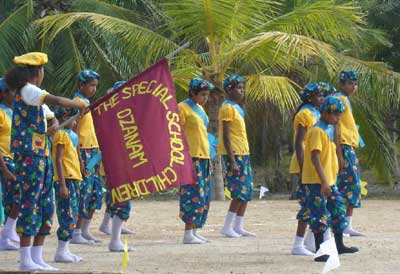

{"left": 231, "top": 162, "right": 240, "bottom": 176}
{"left": 3, "top": 168, "right": 16, "bottom": 181}
{"left": 78, "top": 104, "right": 89, "bottom": 116}
{"left": 320, "top": 182, "right": 332, "bottom": 196}
{"left": 60, "top": 185, "right": 69, "bottom": 199}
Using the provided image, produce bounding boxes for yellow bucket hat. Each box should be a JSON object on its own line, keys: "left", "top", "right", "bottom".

{"left": 14, "top": 52, "right": 48, "bottom": 66}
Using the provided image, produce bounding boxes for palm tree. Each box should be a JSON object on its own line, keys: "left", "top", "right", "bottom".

{"left": 3, "top": 0, "right": 400, "bottom": 197}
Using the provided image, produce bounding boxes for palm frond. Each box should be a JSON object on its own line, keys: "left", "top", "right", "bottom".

{"left": 0, "top": 0, "right": 34, "bottom": 73}
{"left": 245, "top": 74, "right": 301, "bottom": 111}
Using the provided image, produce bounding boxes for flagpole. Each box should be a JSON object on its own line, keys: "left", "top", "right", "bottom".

{"left": 165, "top": 41, "right": 191, "bottom": 59}
{"left": 57, "top": 112, "right": 80, "bottom": 129}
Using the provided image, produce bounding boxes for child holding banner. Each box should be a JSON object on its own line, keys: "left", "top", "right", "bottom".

{"left": 333, "top": 71, "right": 365, "bottom": 237}
{"left": 5, "top": 52, "right": 86, "bottom": 271}
{"left": 178, "top": 78, "right": 214, "bottom": 244}
{"left": 52, "top": 106, "right": 83, "bottom": 263}
{"left": 289, "top": 83, "right": 324, "bottom": 256}
{"left": 99, "top": 80, "right": 134, "bottom": 238}
{"left": 71, "top": 69, "right": 103, "bottom": 244}
{"left": 0, "top": 78, "right": 19, "bottom": 251}
{"left": 302, "top": 96, "right": 358, "bottom": 262}
{"left": 219, "top": 74, "right": 255, "bottom": 238}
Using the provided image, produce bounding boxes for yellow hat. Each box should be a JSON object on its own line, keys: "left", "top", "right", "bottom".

{"left": 14, "top": 52, "right": 48, "bottom": 66}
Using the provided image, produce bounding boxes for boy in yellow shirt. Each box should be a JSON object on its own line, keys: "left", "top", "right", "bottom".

{"left": 303, "top": 96, "right": 358, "bottom": 262}
{"left": 334, "top": 70, "right": 365, "bottom": 236}
{"left": 52, "top": 106, "right": 82, "bottom": 263}
{"left": 0, "top": 78, "right": 19, "bottom": 250}
{"left": 219, "top": 74, "right": 255, "bottom": 238}
{"left": 71, "top": 69, "right": 103, "bottom": 244}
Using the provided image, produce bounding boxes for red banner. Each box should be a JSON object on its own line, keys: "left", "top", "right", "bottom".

{"left": 90, "top": 59, "right": 196, "bottom": 203}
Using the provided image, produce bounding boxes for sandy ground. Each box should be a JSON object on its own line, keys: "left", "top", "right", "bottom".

{"left": 0, "top": 199, "right": 399, "bottom": 274}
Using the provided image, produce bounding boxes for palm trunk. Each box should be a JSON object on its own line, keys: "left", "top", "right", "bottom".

{"left": 206, "top": 91, "right": 225, "bottom": 200}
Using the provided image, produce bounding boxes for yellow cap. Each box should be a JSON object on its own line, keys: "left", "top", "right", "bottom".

{"left": 14, "top": 52, "right": 48, "bottom": 66}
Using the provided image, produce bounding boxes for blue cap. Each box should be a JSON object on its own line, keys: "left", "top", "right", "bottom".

{"left": 321, "top": 96, "right": 345, "bottom": 113}
{"left": 339, "top": 70, "right": 358, "bottom": 83}
{"left": 319, "top": 82, "right": 336, "bottom": 97}
{"left": 223, "top": 74, "right": 245, "bottom": 90}
{"left": 189, "top": 78, "right": 215, "bottom": 91}
{"left": 113, "top": 80, "right": 126, "bottom": 91}
{"left": 78, "top": 69, "right": 100, "bottom": 83}
{"left": 300, "top": 83, "right": 322, "bottom": 102}
{"left": 0, "top": 78, "right": 8, "bottom": 91}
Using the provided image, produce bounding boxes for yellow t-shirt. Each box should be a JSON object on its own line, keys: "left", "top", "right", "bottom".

{"left": 217, "top": 103, "right": 249, "bottom": 155}
{"left": 52, "top": 130, "right": 82, "bottom": 181}
{"left": 289, "top": 108, "right": 319, "bottom": 174}
{"left": 74, "top": 96, "right": 99, "bottom": 149}
{"left": 0, "top": 107, "right": 13, "bottom": 159}
{"left": 302, "top": 124, "right": 338, "bottom": 186}
{"left": 178, "top": 101, "right": 210, "bottom": 159}
{"left": 336, "top": 94, "right": 359, "bottom": 147}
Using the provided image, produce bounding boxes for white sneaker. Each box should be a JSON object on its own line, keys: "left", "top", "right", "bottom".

{"left": 121, "top": 227, "right": 135, "bottom": 234}
{"left": 291, "top": 246, "right": 315, "bottom": 256}
{"left": 220, "top": 228, "right": 242, "bottom": 238}
{"left": 70, "top": 233, "right": 95, "bottom": 244}
{"left": 99, "top": 224, "right": 111, "bottom": 235}
{"left": 0, "top": 238, "right": 18, "bottom": 250}
{"left": 343, "top": 227, "right": 366, "bottom": 237}
{"left": 108, "top": 241, "right": 135, "bottom": 252}
{"left": 54, "top": 251, "right": 75, "bottom": 263}
{"left": 234, "top": 228, "right": 256, "bottom": 237}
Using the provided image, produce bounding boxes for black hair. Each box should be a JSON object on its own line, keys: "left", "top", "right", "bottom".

{"left": 55, "top": 106, "right": 78, "bottom": 120}
{"left": 5, "top": 65, "right": 43, "bottom": 90}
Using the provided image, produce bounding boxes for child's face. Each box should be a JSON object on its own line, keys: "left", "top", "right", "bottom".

{"left": 80, "top": 79, "right": 98, "bottom": 98}
{"left": 36, "top": 67, "right": 45, "bottom": 87}
{"left": 192, "top": 90, "right": 210, "bottom": 106}
{"left": 1, "top": 89, "right": 15, "bottom": 106}
{"left": 228, "top": 82, "right": 245, "bottom": 102}
{"left": 310, "top": 92, "right": 324, "bottom": 107}
{"left": 341, "top": 80, "right": 358, "bottom": 96}
{"left": 62, "top": 113, "right": 77, "bottom": 130}
{"left": 323, "top": 112, "right": 341, "bottom": 125}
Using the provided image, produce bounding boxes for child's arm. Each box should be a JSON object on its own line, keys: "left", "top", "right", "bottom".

{"left": 47, "top": 117, "right": 59, "bottom": 137}
{"left": 334, "top": 124, "right": 344, "bottom": 172}
{"left": 44, "top": 94, "right": 87, "bottom": 114}
{"left": 311, "top": 150, "right": 332, "bottom": 196}
{"left": 295, "top": 125, "right": 307, "bottom": 175}
{"left": 55, "top": 143, "right": 68, "bottom": 199}
{"left": 0, "top": 152, "right": 16, "bottom": 181}
{"left": 222, "top": 121, "right": 240, "bottom": 175}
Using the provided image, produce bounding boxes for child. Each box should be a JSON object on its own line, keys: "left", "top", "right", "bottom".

{"left": 334, "top": 71, "right": 365, "bottom": 236}
{"left": 178, "top": 78, "right": 214, "bottom": 244}
{"left": 319, "top": 82, "right": 336, "bottom": 98}
{"left": 219, "top": 74, "right": 255, "bottom": 238}
{"left": 71, "top": 69, "right": 103, "bottom": 244}
{"left": 5, "top": 52, "right": 86, "bottom": 271}
{"left": 99, "top": 80, "right": 134, "bottom": 238}
{"left": 53, "top": 106, "right": 82, "bottom": 263}
{"left": 290, "top": 83, "right": 324, "bottom": 256}
{"left": 302, "top": 96, "right": 358, "bottom": 262}
{"left": 0, "top": 78, "right": 19, "bottom": 250}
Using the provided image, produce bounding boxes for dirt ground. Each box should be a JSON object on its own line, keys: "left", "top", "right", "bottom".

{"left": 0, "top": 198, "right": 399, "bottom": 274}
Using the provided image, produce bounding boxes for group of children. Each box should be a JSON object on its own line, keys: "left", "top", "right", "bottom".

{"left": 0, "top": 50, "right": 365, "bottom": 270}
{"left": 289, "top": 71, "right": 365, "bottom": 262}
{"left": 0, "top": 52, "right": 134, "bottom": 271}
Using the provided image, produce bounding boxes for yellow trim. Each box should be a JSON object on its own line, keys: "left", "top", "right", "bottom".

{"left": 39, "top": 92, "right": 49, "bottom": 105}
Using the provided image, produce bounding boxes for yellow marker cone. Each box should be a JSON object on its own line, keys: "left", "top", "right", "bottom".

{"left": 121, "top": 237, "right": 129, "bottom": 272}
{"left": 224, "top": 187, "right": 232, "bottom": 200}
{"left": 361, "top": 180, "right": 368, "bottom": 196}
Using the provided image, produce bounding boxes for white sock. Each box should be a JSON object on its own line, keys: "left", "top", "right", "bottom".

{"left": 343, "top": 215, "right": 365, "bottom": 236}
{"left": 55, "top": 240, "right": 75, "bottom": 263}
{"left": 221, "top": 211, "right": 241, "bottom": 238}
{"left": 346, "top": 216, "right": 352, "bottom": 228}
{"left": 291, "top": 235, "right": 314, "bottom": 256}
{"left": 109, "top": 216, "right": 124, "bottom": 251}
{"left": 99, "top": 213, "right": 111, "bottom": 234}
{"left": 1, "top": 217, "right": 19, "bottom": 242}
{"left": 71, "top": 229, "right": 94, "bottom": 244}
{"left": 19, "top": 246, "right": 42, "bottom": 271}
{"left": 193, "top": 229, "right": 208, "bottom": 242}
{"left": 233, "top": 216, "right": 256, "bottom": 237}
{"left": 65, "top": 241, "right": 82, "bottom": 262}
{"left": 31, "top": 245, "right": 58, "bottom": 270}
{"left": 183, "top": 229, "right": 205, "bottom": 244}
{"left": 82, "top": 218, "right": 100, "bottom": 242}
{"left": 304, "top": 229, "right": 316, "bottom": 252}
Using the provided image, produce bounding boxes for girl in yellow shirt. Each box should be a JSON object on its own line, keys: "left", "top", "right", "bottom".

{"left": 290, "top": 83, "right": 324, "bottom": 256}
{"left": 334, "top": 70, "right": 365, "bottom": 236}
{"left": 52, "top": 106, "right": 82, "bottom": 263}
{"left": 219, "top": 74, "right": 255, "bottom": 238}
{"left": 302, "top": 96, "right": 358, "bottom": 262}
{"left": 0, "top": 78, "right": 19, "bottom": 251}
{"left": 71, "top": 69, "right": 103, "bottom": 245}
{"left": 178, "top": 78, "right": 214, "bottom": 244}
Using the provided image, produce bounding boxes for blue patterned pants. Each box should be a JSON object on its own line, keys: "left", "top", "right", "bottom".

{"left": 105, "top": 187, "right": 131, "bottom": 221}
{"left": 179, "top": 158, "right": 212, "bottom": 228}
{"left": 293, "top": 174, "right": 310, "bottom": 222}
{"left": 79, "top": 148, "right": 104, "bottom": 218}
{"left": 222, "top": 155, "right": 253, "bottom": 202}
{"left": 0, "top": 157, "right": 20, "bottom": 218}
{"left": 306, "top": 184, "right": 348, "bottom": 234}
{"left": 15, "top": 155, "right": 54, "bottom": 236}
{"left": 54, "top": 179, "right": 79, "bottom": 241}
{"left": 337, "top": 145, "right": 361, "bottom": 208}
